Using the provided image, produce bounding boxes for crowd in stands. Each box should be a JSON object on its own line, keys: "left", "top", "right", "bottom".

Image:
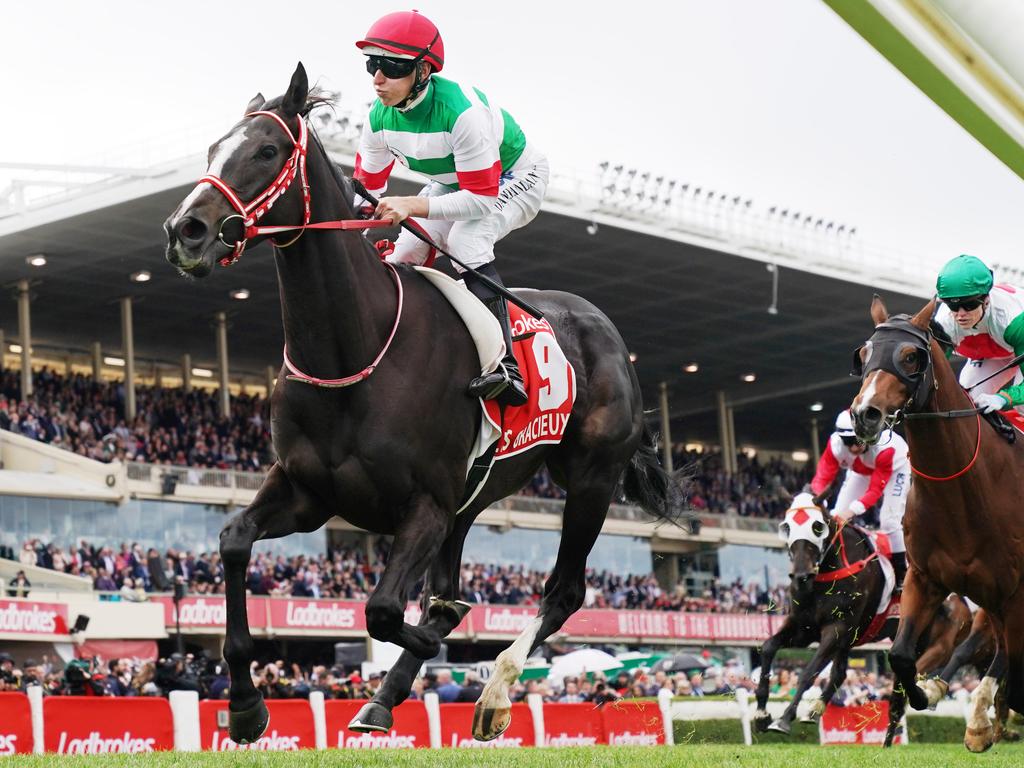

{"left": 6, "top": 537, "right": 790, "bottom": 616}
{"left": 0, "top": 369, "right": 815, "bottom": 511}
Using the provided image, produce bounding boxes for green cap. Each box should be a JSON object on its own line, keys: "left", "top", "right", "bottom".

{"left": 936, "top": 254, "right": 993, "bottom": 299}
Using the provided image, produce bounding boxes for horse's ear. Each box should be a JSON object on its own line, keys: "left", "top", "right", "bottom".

{"left": 282, "top": 62, "right": 308, "bottom": 117}
{"left": 910, "top": 298, "right": 937, "bottom": 330}
{"left": 245, "top": 92, "right": 265, "bottom": 115}
{"left": 870, "top": 294, "right": 888, "bottom": 326}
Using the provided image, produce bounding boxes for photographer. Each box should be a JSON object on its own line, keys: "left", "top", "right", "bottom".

{"left": 61, "top": 658, "right": 107, "bottom": 696}
{"left": 154, "top": 653, "right": 202, "bottom": 696}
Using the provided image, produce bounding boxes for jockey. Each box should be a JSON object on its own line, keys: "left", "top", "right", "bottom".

{"left": 933, "top": 254, "right": 1024, "bottom": 416}
{"left": 810, "top": 409, "right": 910, "bottom": 589}
{"left": 353, "top": 10, "right": 550, "bottom": 406}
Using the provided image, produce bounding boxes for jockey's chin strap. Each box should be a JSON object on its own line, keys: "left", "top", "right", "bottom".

{"left": 195, "top": 110, "right": 390, "bottom": 267}
{"left": 814, "top": 519, "right": 878, "bottom": 583}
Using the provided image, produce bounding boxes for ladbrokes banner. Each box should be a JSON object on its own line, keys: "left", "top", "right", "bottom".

{"left": 199, "top": 700, "right": 315, "bottom": 751}
{"left": 43, "top": 697, "right": 174, "bottom": 754}
{"left": 601, "top": 700, "right": 665, "bottom": 745}
{"left": 0, "top": 693, "right": 32, "bottom": 755}
{"left": 324, "top": 699, "right": 430, "bottom": 749}
{"left": 440, "top": 702, "right": 535, "bottom": 748}
{"left": 542, "top": 703, "right": 605, "bottom": 746}
{"left": 819, "top": 702, "right": 898, "bottom": 745}
{"left": 0, "top": 599, "right": 68, "bottom": 637}
{"left": 152, "top": 596, "right": 267, "bottom": 630}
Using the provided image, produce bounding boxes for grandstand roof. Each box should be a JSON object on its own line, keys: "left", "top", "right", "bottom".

{"left": 0, "top": 153, "right": 928, "bottom": 451}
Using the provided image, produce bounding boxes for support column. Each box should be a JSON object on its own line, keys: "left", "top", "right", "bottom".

{"left": 726, "top": 406, "right": 738, "bottom": 475}
{"left": 215, "top": 312, "right": 230, "bottom": 418}
{"left": 63, "top": 354, "right": 72, "bottom": 377}
{"left": 91, "top": 342, "right": 103, "bottom": 381}
{"left": 716, "top": 391, "right": 730, "bottom": 476}
{"left": 265, "top": 365, "right": 277, "bottom": 399}
{"left": 120, "top": 297, "right": 136, "bottom": 421}
{"left": 154, "top": 363, "right": 163, "bottom": 389}
{"left": 0, "top": 329, "right": 5, "bottom": 373}
{"left": 810, "top": 417, "right": 821, "bottom": 466}
{"left": 17, "top": 279, "right": 32, "bottom": 400}
{"left": 658, "top": 381, "right": 674, "bottom": 473}
{"left": 181, "top": 354, "right": 192, "bottom": 394}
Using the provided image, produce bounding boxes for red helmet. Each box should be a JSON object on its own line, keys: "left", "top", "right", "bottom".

{"left": 355, "top": 10, "right": 444, "bottom": 72}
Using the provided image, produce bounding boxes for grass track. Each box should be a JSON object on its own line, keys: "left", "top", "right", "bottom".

{"left": 7, "top": 743, "right": 1024, "bottom": 768}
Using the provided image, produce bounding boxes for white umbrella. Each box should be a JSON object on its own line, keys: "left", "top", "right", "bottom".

{"left": 547, "top": 649, "right": 622, "bottom": 681}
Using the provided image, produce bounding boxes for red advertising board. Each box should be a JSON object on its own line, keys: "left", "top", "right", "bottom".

{"left": 819, "top": 702, "right": 898, "bottom": 745}
{"left": 199, "top": 700, "right": 315, "bottom": 751}
{"left": 153, "top": 595, "right": 267, "bottom": 630}
{"left": 542, "top": 703, "right": 605, "bottom": 746}
{"left": 267, "top": 599, "right": 365, "bottom": 633}
{"left": 440, "top": 702, "right": 534, "bottom": 748}
{"left": 0, "top": 693, "right": 32, "bottom": 755}
{"left": 601, "top": 700, "right": 665, "bottom": 745}
{"left": 0, "top": 599, "right": 69, "bottom": 636}
{"left": 324, "top": 699, "right": 429, "bottom": 749}
{"left": 43, "top": 697, "right": 173, "bottom": 754}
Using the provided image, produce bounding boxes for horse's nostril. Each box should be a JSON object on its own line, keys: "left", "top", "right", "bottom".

{"left": 863, "top": 406, "right": 882, "bottom": 425}
{"left": 175, "top": 217, "right": 208, "bottom": 245}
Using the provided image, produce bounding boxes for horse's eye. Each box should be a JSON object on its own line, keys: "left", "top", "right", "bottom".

{"left": 811, "top": 521, "right": 826, "bottom": 537}
{"left": 905, "top": 352, "right": 917, "bottom": 366}
{"left": 258, "top": 145, "right": 278, "bottom": 161}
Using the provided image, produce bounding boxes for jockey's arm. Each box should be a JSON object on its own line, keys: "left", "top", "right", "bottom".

{"left": 810, "top": 439, "right": 840, "bottom": 496}
{"left": 995, "top": 313, "right": 1024, "bottom": 407}
{"left": 353, "top": 119, "right": 395, "bottom": 201}
{"left": 851, "top": 447, "right": 895, "bottom": 516}
{"left": 425, "top": 106, "right": 500, "bottom": 222}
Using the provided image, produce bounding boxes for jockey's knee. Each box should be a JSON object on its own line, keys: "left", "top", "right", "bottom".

{"left": 448, "top": 223, "right": 496, "bottom": 271}
{"left": 387, "top": 237, "right": 431, "bottom": 266}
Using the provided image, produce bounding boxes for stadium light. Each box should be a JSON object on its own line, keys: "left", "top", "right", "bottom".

{"left": 26, "top": 254, "right": 47, "bottom": 267}
{"left": 104, "top": 356, "right": 125, "bottom": 367}
{"left": 130, "top": 270, "right": 151, "bottom": 283}
{"left": 230, "top": 289, "right": 251, "bottom": 300}
{"left": 192, "top": 367, "right": 213, "bottom": 378}
{"left": 683, "top": 363, "right": 699, "bottom": 373}
{"left": 741, "top": 373, "right": 756, "bottom": 383}
{"left": 791, "top": 450, "right": 810, "bottom": 462}
{"left": 809, "top": 402, "right": 824, "bottom": 412}
{"left": 9, "top": 344, "right": 22, "bottom": 353}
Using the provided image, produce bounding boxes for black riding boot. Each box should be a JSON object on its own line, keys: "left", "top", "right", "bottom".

{"left": 891, "top": 551, "right": 907, "bottom": 593}
{"left": 464, "top": 265, "right": 528, "bottom": 406}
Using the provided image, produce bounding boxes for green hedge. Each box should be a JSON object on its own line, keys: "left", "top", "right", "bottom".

{"left": 673, "top": 716, "right": 985, "bottom": 745}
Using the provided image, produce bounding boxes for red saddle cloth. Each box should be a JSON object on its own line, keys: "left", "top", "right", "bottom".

{"left": 483, "top": 303, "right": 576, "bottom": 459}
{"left": 1000, "top": 408, "right": 1024, "bottom": 432}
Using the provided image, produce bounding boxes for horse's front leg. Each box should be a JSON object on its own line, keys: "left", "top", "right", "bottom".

{"left": 363, "top": 494, "right": 451, "bottom": 660}
{"left": 221, "top": 465, "right": 330, "bottom": 744}
{"left": 768, "top": 624, "right": 844, "bottom": 735}
{"left": 755, "top": 617, "right": 798, "bottom": 732}
{"left": 889, "top": 566, "right": 947, "bottom": 711}
{"left": 805, "top": 648, "right": 849, "bottom": 724}
{"left": 349, "top": 512, "right": 476, "bottom": 734}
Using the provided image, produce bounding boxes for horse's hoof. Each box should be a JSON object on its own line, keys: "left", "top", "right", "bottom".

{"left": 799, "top": 713, "right": 820, "bottom": 725}
{"left": 1001, "top": 728, "right": 1021, "bottom": 743}
{"left": 348, "top": 702, "right": 393, "bottom": 733}
{"left": 921, "top": 677, "right": 948, "bottom": 709}
{"left": 800, "top": 700, "right": 825, "bottom": 724}
{"left": 906, "top": 685, "right": 930, "bottom": 711}
{"left": 965, "top": 725, "right": 995, "bottom": 753}
{"left": 472, "top": 702, "right": 512, "bottom": 741}
{"left": 228, "top": 698, "right": 270, "bottom": 745}
{"left": 428, "top": 597, "right": 473, "bottom": 626}
{"left": 766, "top": 719, "right": 791, "bottom": 735}
{"left": 753, "top": 715, "right": 772, "bottom": 733}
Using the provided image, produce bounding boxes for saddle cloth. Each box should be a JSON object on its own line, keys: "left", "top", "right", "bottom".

{"left": 856, "top": 528, "right": 899, "bottom": 646}
{"left": 413, "top": 268, "right": 576, "bottom": 512}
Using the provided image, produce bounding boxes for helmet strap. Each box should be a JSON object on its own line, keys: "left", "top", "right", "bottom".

{"left": 395, "top": 62, "right": 432, "bottom": 111}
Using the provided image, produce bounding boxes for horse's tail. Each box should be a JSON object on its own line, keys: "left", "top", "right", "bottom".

{"left": 621, "top": 421, "right": 696, "bottom": 531}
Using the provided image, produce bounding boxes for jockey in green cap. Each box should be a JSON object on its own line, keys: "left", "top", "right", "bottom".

{"left": 933, "top": 254, "right": 1024, "bottom": 415}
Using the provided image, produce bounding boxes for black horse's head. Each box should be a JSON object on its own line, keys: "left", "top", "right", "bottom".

{"left": 778, "top": 492, "right": 831, "bottom": 603}
{"left": 163, "top": 63, "right": 311, "bottom": 277}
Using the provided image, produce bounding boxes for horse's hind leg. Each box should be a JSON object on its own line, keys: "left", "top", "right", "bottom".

{"left": 754, "top": 618, "right": 797, "bottom": 731}
{"left": 349, "top": 512, "right": 477, "bottom": 733}
{"left": 473, "top": 470, "right": 618, "bottom": 741}
{"left": 220, "top": 466, "right": 330, "bottom": 744}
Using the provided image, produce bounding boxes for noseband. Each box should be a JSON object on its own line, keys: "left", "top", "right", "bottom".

{"left": 851, "top": 315, "right": 935, "bottom": 426}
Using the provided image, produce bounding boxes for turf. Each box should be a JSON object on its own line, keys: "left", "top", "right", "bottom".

{"left": 7, "top": 743, "right": 1024, "bottom": 768}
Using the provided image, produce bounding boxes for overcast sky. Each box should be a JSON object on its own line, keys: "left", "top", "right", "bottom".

{"left": 4, "top": 0, "right": 1023, "bottom": 270}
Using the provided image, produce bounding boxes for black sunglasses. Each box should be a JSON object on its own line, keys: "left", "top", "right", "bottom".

{"left": 943, "top": 296, "right": 985, "bottom": 312}
{"left": 839, "top": 435, "right": 861, "bottom": 447}
{"left": 365, "top": 55, "right": 419, "bottom": 79}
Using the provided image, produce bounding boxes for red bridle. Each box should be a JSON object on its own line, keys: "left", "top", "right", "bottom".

{"left": 195, "top": 110, "right": 389, "bottom": 266}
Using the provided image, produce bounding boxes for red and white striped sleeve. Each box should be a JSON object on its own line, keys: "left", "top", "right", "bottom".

{"left": 811, "top": 438, "right": 840, "bottom": 495}
{"left": 859, "top": 447, "right": 894, "bottom": 510}
{"left": 353, "top": 121, "right": 395, "bottom": 196}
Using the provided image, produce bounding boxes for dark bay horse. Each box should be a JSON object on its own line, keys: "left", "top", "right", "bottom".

{"left": 755, "top": 492, "right": 970, "bottom": 742}
{"left": 850, "top": 296, "right": 1024, "bottom": 752}
{"left": 162, "top": 63, "right": 685, "bottom": 744}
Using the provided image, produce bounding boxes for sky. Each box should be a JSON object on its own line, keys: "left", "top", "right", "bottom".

{"left": 3, "top": 0, "right": 1024, "bottom": 269}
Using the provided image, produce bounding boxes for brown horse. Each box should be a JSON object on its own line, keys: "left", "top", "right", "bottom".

{"left": 850, "top": 296, "right": 1024, "bottom": 752}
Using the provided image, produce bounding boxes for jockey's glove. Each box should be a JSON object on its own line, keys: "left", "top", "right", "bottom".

{"left": 972, "top": 392, "right": 1010, "bottom": 414}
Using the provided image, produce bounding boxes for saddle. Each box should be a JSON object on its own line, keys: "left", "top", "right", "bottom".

{"left": 988, "top": 409, "right": 1020, "bottom": 444}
